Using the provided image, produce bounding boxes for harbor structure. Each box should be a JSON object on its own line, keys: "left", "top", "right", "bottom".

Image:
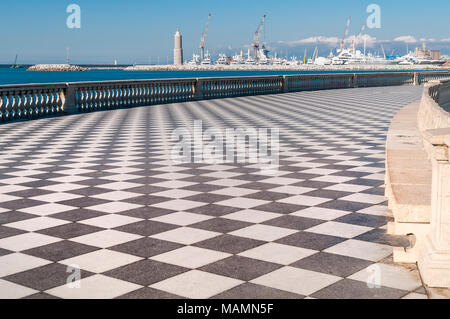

{"left": 415, "top": 42, "right": 441, "bottom": 60}
{"left": 174, "top": 29, "right": 184, "bottom": 66}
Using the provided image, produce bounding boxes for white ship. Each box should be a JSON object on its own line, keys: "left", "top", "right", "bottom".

{"left": 188, "top": 54, "right": 201, "bottom": 65}
{"left": 215, "top": 54, "right": 229, "bottom": 65}
{"left": 201, "top": 51, "right": 212, "bottom": 65}
{"left": 245, "top": 49, "right": 256, "bottom": 65}
{"left": 230, "top": 51, "right": 245, "bottom": 65}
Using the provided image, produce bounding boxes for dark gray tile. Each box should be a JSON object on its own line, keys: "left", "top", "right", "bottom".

{"left": 291, "top": 252, "right": 373, "bottom": 277}
{"left": 5, "top": 263, "right": 94, "bottom": 291}
{"left": 311, "top": 279, "right": 408, "bottom": 299}
{"left": 23, "top": 240, "right": 99, "bottom": 262}
{"left": 276, "top": 231, "right": 346, "bottom": 251}
{"left": 0, "top": 211, "right": 36, "bottom": 225}
{"left": 184, "top": 193, "right": 232, "bottom": 204}
{"left": 303, "top": 189, "right": 353, "bottom": 200}
{"left": 38, "top": 223, "right": 103, "bottom": 239}
{"left": 200, "top": 256, "right": 282, "bottom": 281}
{"left": 253, "top": 202, "right": 306, "bottom": 214}
{"left": 0, "top": 225, "right": 26, "bottom": 239}
{"left": 212, "top": 283, "right": 304, "bottom": 299}
{"left": 355, "top": 229, "right": 410, "bottom": 247}
{"left": 187, "top": 204, "right": 241, "bottom": 217}
{"left": 110, "top": 237, "right": 183, "bottom": 258}
{"left": 191, "top": 218, "right": 252, "bottom": 233}
{"left": 335, "top": 213, "right": 390, "bottom": 228}
{"left": 22, "top": 293, "right": 61, "bottom": 299}
{"left": 104, "top": 259, "right": 188, "bottom": 286}
{"left": 244, "top": 191, "right": 291, "bottom": 201}
{"left": 264, "top": 215, "right": 325, "bottom": 231}
{"left": 194, "top": 234, "right": 265, "bottom": 254}
{"left": 0, "top": 199, "right": 46, "bottom": 211}
{"left": 0, "top": 247, "right": 12, "bottom": 256}
{"left": 114, "top": 220, "right": 179, "bottom": 236}
{"left": 49, "top": 209, "right": 106, "bottom": 222}
{"left": 116, "top": 287, "right": 183, "bottom": 299}
{"left": 319, "top": 200, "right": 371, "bottom": 212}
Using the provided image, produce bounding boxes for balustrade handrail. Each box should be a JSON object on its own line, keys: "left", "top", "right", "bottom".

{"left": 1, "top": 71, "right": 450, "bottom": 123}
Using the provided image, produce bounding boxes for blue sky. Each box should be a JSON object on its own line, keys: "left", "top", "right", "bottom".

{"left": 1, "top": 0, "right": 449, "bottom": 64}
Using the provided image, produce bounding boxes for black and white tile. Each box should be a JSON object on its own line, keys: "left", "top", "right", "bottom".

{"left": 0, "top": 86, "right": 426, "bottom": 299}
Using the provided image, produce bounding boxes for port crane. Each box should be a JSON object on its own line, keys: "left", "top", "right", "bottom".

{"left": 200, "top": 13, "right": 211, "bottom": 63}
{"left": 339, "top": 16, "right": 351, "bottom": 52}
{"left": 251, "top": 14, "right": 266, "bottom": 62}
{"left": 352, "top": 23, "right": 366, "bottom": 52}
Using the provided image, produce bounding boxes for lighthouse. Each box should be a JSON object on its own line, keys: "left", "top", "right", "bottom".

{"left": 174, "top": 30, "right": 183, "bottom": 66}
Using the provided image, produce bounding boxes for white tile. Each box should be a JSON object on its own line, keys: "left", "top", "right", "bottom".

{"left": 251, "top": 267, "right": 341, "bottom": 296}
{"left": 152, "top": 173, "right": 193, "bottom": 180}
{"left": 80, "top": 215, "right": 142, "bottom": 229}
{"left": 97, "top": 182, "right": 142, "bottom": 191}
{"left": 349, "top": 263, "right": 423, "bottom": 291}
{"left": 0, "top": 177, "right": 38, "bottom": 185}
{"left": 49, "top": 176, "right": 90, "bottom": 183}
{"left": 19, "top": 203, "right": 75, "bottom": 216}
{"left": 87, "top": 202, "right": 143, "bottom": 213}
{"left": 306, "top": 221, "right": 372, "bottom": 239}
{"left": 239, "top": 243, "right": 317, "bottom": 265}
{"left": 151, "top": 189, "right": 201, "bottom": 199}
{"left": 0, "top": 253, "right": 51, "bottom": 277}
{"left": 0, "top": 185, "right": 29, "bottom": 194}
{"left": 270, "top": 186, "right": 315, "bottom": 195}
{"left": 151, "top": 199, "right": 207, "bottom": 211}
{"left": 215, "top": 198, "right": 270, "bottom": 209}
{"left": 60, "top": 250, "right": 142, "bottom": 273}
{"left": 202, "top": 171, "right": 242, "bottom": 179}
{"left": 223, "top": 210, "right": 282, "bottom": 223}
{"left": 152, "top": 180, "right": 197, "bottom": 189}
{"left": 206, "top": 179, "right": 249, "bottom": 187}
{"left": 311, "top": 176, "right": 355, "bottom": 183}
{"left": 292, "top": 207, "right": 349, "bottom": 221}
{"left": 278, "top": 195, "right": 331, "bottom": 207}
{"left": 151, "top": 227, "right": 220, "bottom": 245}
{"left": 151, "top": 246, "right": 231, "bottom": 269}
{"left": 0, "top": 194, "right": 21, "bottom": 203}
{"left": 92, "top": 191, "right": 141, "bottom": 201}
{"left": 0, "top": 233, "right": 61, "bottom": 252}
{"left": 5, "top": 217, "right": 70, "bottom": 232}
{"left": 71, "top": 230, "right": 142, "bottom": 248}
{"left": 300, "top": 168, "right": 340, "bottom": 175}
{"left": 340, "top": 193, "right": 386, "bottom": 205}
{"left": 46, "top": 275, "right": 141, "bottom": 299}
{"left": 260, "top": 177, "right": 299, "bottom": 185}
{"left": 230, "top": 225, "right": 297, "bottom": 242}
{"left": 325, "top": 239, "right": 393, "bottom": 262}
{"left": 30, "top": 193, "right": 82, "bottom": 203}
{"left": 211, "top": 187, "right": 258, "bottom": 197}
{"left": 41, "top": 183, "right": 86, "bottom": 192}
{"left": 150, "top": 212, "right": 213, "bottom": 226}
{"left": 151, "top": 270, "right": 242, "bottom": 299}
{"left": 325, "top": 184, "right": 372, "bottom": 193}
{"left": 0, "top": 279, "right": 38, "bottom": 299}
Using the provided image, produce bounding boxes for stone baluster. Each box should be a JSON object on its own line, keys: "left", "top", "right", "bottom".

{"left": 419, "top": 128, "right": 450, "bottom": 288}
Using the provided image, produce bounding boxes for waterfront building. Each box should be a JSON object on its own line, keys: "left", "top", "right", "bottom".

{"left": 174, "top": 30, "right": 184, "bottom": 66}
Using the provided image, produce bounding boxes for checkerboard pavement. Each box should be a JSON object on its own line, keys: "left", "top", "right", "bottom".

{"left": 0, "top": 86, "right": 429, "bottom": 299}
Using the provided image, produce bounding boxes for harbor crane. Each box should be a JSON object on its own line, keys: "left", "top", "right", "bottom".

{"left": 251, "top": 14, "right": 266, "bottom": 61}
{"left": 339, "top": 16, "right": 351, "bottom": 52}
{"left": 352, "top": 22, "right": 366, "bottom": 52}
{"left": 200, "top": 13, "right": 211, "bottom": 63}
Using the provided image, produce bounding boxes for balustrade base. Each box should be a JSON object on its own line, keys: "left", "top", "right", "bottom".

{"left": 418, "top": 235, "right": 450, "bottom": 288}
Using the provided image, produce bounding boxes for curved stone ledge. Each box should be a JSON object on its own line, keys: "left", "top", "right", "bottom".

{"left": 387, "top": 78, "right": 450, "bottom": 288}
